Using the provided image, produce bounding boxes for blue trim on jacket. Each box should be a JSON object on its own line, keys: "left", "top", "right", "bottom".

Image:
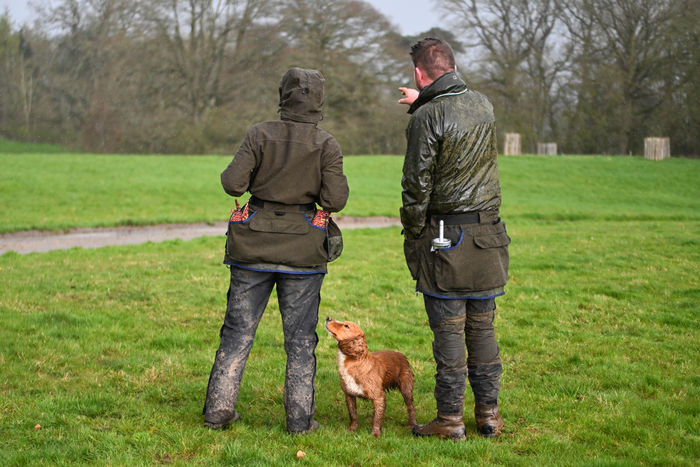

{"left": 303, "top": 214, "right": 327, "bottom": 231}
{"left": 419, "top": 289, "right": 505, "bottom": 300}
{"left": 225, "top": 262, "right": 326, "bottom": 275}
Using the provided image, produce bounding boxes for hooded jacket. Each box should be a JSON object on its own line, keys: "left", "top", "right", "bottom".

{"left": 401, "top": 72, "right": 501, "bottom": 238}
{"left": 221, "top": 68, "right": 349, "bottom": 271}
{"left": 221, "top": 68, "right": 348, "bottom": 212}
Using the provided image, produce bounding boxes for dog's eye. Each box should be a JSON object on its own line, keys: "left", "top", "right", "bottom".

{"left": 344, "top": 324, "right": 349, "bottom": 329}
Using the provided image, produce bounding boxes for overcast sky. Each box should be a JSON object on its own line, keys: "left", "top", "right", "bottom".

{"left": 0, "top": 0, "right": 30, "bottom": 24}
{"left": 367, "top": 0, "right": 443, "bottom": 35}
{"left": 1, "top": 0, "right": 444, "bottom": 35}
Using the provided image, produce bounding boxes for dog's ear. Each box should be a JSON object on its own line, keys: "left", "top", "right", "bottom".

{"left": 338, "top": 337, "right": 367, "bottom": 358}
{"left": 347, "top": 322, "right": 364, "bottom": 337}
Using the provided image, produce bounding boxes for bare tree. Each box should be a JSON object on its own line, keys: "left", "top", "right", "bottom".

{"left": 25, "top": 0, "right": 138, "bottom": 149}
{"left": 137, "top": 0, "right": 274, "bottom": 126}
{"left": 0, "top": 17, "right": 39, "bottom": 138}
{"left": 10, "top": 0, "right": 694, "bottom": 155}
{"left": 438, "top": 0, "right": 565, "bottom": 151}
{"left": 561, "top": 0, "right": 686, "bottom": 154}
{"left": 279, "top": 0, "right": 410, "bottom": 154}
{"left": 14, "top": 30, "right": 36, "bottom": 135}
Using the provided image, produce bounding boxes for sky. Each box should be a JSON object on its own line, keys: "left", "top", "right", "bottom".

{"left": 0, "top": 0, "right": 31, "bottom": 25}
{"left": 0, "top": 0, "right": 444, "bottom": 35}
{"left": 367, "top": 0, "right": 443, "bottom": 35}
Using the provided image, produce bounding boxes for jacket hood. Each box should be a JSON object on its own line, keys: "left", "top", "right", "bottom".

{"left": 408, "top": 71, "right": 467, "bottom": 114}
{"left": 279, "top": 67, "right": 324, "bottom": 124}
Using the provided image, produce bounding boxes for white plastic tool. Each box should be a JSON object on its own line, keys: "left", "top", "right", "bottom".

{"left": 431, "top": 220, "right": 452, "bottom": 251}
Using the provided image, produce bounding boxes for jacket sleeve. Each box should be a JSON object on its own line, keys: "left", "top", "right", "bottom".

{"left": 221, "top": 129, "right": 258, "bottom": 197}
{"left": 401, "top": 112, "right": 439, "bottom": 238}
{"left": 319, "top": 138, "right": 349, "bottom": 212}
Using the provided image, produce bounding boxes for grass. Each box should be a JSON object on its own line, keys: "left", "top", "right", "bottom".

{"left": 497, "top": 155, "right": 699, "bottom": 222}
{"left": 1, "top": 148, "right": 699, "bottom": 464}
{"left": 2, "top": 152, "right": 698, "bottom": 233}
{"left": 0, "top": 153, "right": 404, "bottom": 233}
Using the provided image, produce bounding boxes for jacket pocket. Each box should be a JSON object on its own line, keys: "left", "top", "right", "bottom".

{"left": 434, "top": 222, "right": 510, "bottom": 292}
{"left": 249, "top": 213, "right": 310, "bottom": 234}
{"left": 226, "top": 210, "right": 327, "bottom": 267}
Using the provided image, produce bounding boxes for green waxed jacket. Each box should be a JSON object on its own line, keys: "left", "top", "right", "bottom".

{"left": 401, "top": 72, "right": 509, "bottom": 298}
{"left": 401, "top": 72, "right": 501, "bottom": 238}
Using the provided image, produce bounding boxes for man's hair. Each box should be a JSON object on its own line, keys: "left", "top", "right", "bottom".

{"left": 410, "top": 38, "right": 456, "bottom": 80}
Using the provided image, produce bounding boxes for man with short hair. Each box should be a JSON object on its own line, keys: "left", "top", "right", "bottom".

{"left": 398, "top": 38, "right": 510, "bottom": 439}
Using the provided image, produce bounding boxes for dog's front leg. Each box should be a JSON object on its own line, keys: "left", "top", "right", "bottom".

{"left": 371, "top": 395, "right": 386, "bottom": 438}
{"left": 345, "top": 394, "right": 358, "bottom": 431}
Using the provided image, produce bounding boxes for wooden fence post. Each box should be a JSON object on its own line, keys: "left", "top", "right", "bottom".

{"left": 504, "top": 133, "right": 521, "bottom": 155}
{"left": 644, "top": 137, "right": 670, "bottom": 160}
{"left": 537, "top": 143, "right": 557, "bottom": 155}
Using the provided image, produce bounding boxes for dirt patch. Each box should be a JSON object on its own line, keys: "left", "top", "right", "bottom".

{"left": 0, "top": 217, "right": 401, "bottom": 255}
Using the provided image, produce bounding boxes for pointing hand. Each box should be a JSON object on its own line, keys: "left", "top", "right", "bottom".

{"left": 398, "top": 87, "right": 419, "bottom": 105}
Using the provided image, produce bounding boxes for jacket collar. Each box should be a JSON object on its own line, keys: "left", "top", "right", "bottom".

{"left": 408, "top": 72, "right": 468, "bottom": 114}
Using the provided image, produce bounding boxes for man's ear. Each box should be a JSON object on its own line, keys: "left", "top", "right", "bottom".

{"left": 415, "top": 67, "right": 425, "bottom": 87}
{"left": 415, "top": 66, "right": 432, "bottom": 90}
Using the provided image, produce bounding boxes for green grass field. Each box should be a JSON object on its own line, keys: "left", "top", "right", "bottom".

{"left": 1, "top": 152, "right": 698, "bottom": 233}
{"left": 1, "top": 149, "right": 699, "bottom": 465}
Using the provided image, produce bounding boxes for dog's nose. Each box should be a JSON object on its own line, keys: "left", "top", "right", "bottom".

{"left": 325, "top": 316, "right": 332, "bottom": 322}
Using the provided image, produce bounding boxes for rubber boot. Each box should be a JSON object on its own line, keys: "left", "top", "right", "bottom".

{"left": 474, "top": 403, "right": 503, "bottom": 438}
{"left": 412, "top": 413, "right": 466, "bottom": 440}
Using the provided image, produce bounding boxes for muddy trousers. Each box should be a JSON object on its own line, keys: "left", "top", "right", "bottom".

{"left": 204, "top": 266, "right": 324, "bottom": 432}
{"left": 424, "top": 295, "right": 502, "bottom": 415}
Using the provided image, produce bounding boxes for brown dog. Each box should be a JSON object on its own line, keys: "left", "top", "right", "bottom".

{"left": 325, "top": 317, "right": 417, "bottom": 437}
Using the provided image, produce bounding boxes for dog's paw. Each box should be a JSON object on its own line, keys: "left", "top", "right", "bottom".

{"left": 348, "top": 422, "right": 358, "bottom": 432}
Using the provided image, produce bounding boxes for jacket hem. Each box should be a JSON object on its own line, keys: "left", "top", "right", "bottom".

{"left": 224, "top": 261, "right": 327, "bottom": 275}
{"left": 418, "top": 289, "right": 505, "bottom": 300}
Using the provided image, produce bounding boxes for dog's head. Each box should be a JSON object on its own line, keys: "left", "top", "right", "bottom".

{"left": 325, "top": 317, "right": 365, "bottom": 343}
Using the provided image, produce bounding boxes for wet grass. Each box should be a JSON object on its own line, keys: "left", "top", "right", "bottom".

{"left": 1, "top": 153, "right": 698, "bottom": 233}
{"left": 1, "top": 220, "right": 698, "bottom": 465}
{"left": 0, "top": 150, "right": 698, "bottom": 464}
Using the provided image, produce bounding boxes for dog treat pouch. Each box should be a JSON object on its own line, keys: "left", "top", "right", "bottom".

{"left": 225, "top": 201, "right": 333, "bottom": 267}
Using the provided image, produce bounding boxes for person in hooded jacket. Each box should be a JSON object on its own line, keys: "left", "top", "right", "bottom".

{"left": 398, "top": 38, "right": 510, "bottom": 439}
{"left": 203, "top": 68, "right": 349, "bottom": 433}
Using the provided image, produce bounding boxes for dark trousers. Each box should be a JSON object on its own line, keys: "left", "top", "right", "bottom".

{"left": 204, "top": 266, "right": 324, "bottom": 432}
{"left": 424, "top": 295, "right": 502, "bottom": 415}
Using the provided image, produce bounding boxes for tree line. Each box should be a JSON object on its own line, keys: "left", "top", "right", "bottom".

{"left": 1, "top": 0, "right": 697, "bottom": 156}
